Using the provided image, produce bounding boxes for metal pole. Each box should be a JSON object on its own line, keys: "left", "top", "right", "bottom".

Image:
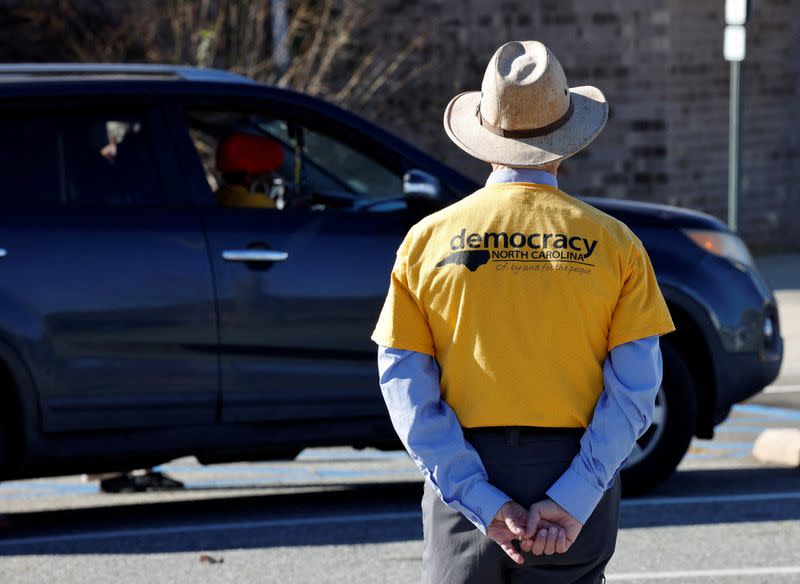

{"left": 272, "top": 0, "right": 290, "bottom": 73}
{"left": 728, "top": 59, "right": 742, "bottom": 232}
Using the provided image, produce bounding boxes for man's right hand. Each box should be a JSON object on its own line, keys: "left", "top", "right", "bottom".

{"left": 487, "top": 500, "right": 528, "bottom": 565}
{"left": 521, "top": 498, "right": 583, "bottom": 556}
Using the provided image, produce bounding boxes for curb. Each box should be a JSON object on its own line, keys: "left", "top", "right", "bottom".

{"left": 752, "top": 428, "right": 800, "bottom": 467}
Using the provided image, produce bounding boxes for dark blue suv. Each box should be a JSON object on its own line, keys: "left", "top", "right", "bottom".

{"left": 0, "top": 64, "right": 782, "bottom": 494}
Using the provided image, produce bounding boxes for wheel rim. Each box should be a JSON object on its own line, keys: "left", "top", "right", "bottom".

{"left": 624, "top": 385, "right": 667, "bottom": 468}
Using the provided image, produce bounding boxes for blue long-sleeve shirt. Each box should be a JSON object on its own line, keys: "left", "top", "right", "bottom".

{"left": 377, "top": 168, "right": 664, "bottom": 533}
{"left": 378, "top": 339, "right": 661, "bottom": 532}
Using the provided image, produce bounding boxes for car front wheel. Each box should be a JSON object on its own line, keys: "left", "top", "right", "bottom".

{"left": 620, "top": 340, "right": 697, "bottom": 496}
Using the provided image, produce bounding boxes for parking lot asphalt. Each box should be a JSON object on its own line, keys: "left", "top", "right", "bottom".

{"left": 1, "top": 255, "right": 798, "bottom": 583}
{"left": 1, "top": 396, "right": 800, "bottom": 584}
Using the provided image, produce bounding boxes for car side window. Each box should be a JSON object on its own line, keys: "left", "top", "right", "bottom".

{"left": 300, "top": 127, "right": 403, "bottom": 199}
{"left": 184, "top": 109, "right": 405, "bottom": 211}
{"left": 0, "top": 111, "right": 166, "bottom": 208}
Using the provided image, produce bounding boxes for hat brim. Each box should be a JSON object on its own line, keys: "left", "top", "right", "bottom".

{"left": 443, "top": 86, "right": 608, "bottom": 167}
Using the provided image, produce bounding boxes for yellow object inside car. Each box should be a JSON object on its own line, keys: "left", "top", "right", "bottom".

{"left": 215, "top": 183, "right": 276, "bottom": 209}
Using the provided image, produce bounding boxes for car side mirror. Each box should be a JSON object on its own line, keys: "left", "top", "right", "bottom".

{"left": 403, "top": 169, "right": 441, "bottom": 201}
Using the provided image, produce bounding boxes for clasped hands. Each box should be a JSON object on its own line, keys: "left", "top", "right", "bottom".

{"left": 487, "top": 499, "right": 583, "bottom": 565}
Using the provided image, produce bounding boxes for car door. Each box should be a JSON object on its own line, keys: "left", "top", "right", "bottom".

{"left": 0, "top": 101, "right": 218, "bottom": 432}
{"left": 173, "top": 99, "right": 422, "bottom": 424}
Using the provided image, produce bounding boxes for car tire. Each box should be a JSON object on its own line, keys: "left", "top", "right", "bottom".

{"left": 620, "top": 340, "right": 697, "bottom": 496}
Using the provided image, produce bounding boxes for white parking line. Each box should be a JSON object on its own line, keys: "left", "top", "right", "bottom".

{"left": 607, "top": 566, "right": 800, "bottom": 580}
{"left": 763, "top": 384, "right": 800, "bottom": 394}
{"left": 2, "top": 490, "right": 800, "bottom": 548}
{"left": 621, "top": 491, "right": 800, "bottom": 507}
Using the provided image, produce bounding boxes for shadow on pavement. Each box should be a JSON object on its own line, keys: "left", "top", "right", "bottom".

{"left": 641, "top": 466, "right": 800, "bottom": 499}
{"left": 621, "top": 466, "right": 800, "bottom": 529}
{"left": 2, "top": 467, "right": 799, "bottom": 555}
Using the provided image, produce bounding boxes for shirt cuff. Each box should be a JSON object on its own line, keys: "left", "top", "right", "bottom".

{"left": 546, "top": 464, "right": 606, "bottom": 525}
{"left": 462, "top": 479, "right": 512, "bottom": 534}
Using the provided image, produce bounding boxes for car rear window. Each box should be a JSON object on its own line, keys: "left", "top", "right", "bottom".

{"left": 0, "top": 111, "right": 165, "bottom": 207}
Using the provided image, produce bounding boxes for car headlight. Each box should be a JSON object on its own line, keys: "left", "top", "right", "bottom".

{"left": 682, "top": 229, "right": 755, "bottom": 268}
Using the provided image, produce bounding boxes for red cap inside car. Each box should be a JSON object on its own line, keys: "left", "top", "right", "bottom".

{"left": 216, "top": 133, "right": 284, "bottom": 174}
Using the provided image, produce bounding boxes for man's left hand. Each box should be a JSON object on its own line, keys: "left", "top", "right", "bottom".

{"left": 487, "top": 500, "right": 528, "bottom": 565}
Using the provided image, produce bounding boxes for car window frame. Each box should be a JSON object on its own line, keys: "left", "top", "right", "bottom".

{"left": 165, "top": 92, "right": 418, "bottom": 208}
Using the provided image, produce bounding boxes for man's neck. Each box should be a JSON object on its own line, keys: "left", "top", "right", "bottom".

{"left": 485, "top": 167, "right": 559, "bottom": 188}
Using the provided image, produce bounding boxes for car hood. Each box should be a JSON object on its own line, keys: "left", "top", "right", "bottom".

{"left": 582, "top": 197, "right": 728, "bottom": 231}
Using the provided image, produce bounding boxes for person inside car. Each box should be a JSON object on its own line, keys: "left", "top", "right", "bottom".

{"left": 215, "top": 132, "right": 284, "bottom": 209}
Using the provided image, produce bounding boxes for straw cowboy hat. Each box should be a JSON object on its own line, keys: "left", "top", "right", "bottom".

{"left": 444, "top": 40, "right": 608, "bottom": 167}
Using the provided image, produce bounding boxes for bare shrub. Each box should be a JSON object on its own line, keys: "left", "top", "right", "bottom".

{"left": 10, "top": 0, "right": 427, "bottom": 118}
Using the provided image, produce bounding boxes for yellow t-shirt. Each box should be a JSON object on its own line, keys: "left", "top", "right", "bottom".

{"left": 216, "top": 184, "right": 276, "bottom": 209}
{"left": 371, "top": 182, "right": 675, "bottom": 429}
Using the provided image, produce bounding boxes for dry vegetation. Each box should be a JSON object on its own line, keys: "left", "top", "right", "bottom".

{"left": 11, "top": 0, "right": 427, "bottom": 116}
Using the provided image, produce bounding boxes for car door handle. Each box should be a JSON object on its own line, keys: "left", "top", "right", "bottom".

{"left": 0, "top": 248, "right": 6, "bottom": 258}
{"left": 222, "top": 249, "right": 288, "bottom": 263}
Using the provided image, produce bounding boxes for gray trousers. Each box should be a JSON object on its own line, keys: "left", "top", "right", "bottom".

{"left": 421, "top": 427, "right": 620, "bottom": 584}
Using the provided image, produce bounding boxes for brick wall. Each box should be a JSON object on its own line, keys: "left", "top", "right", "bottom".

{"left": 368, "top": 0, "right": 800, "bottom": 251}
{"left": 4, "top": 0, "right": 797, "bottom": 249}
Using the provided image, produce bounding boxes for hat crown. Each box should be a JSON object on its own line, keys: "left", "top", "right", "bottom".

{"left": 480, "top": 41, "right": 571, "bottom": 132}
